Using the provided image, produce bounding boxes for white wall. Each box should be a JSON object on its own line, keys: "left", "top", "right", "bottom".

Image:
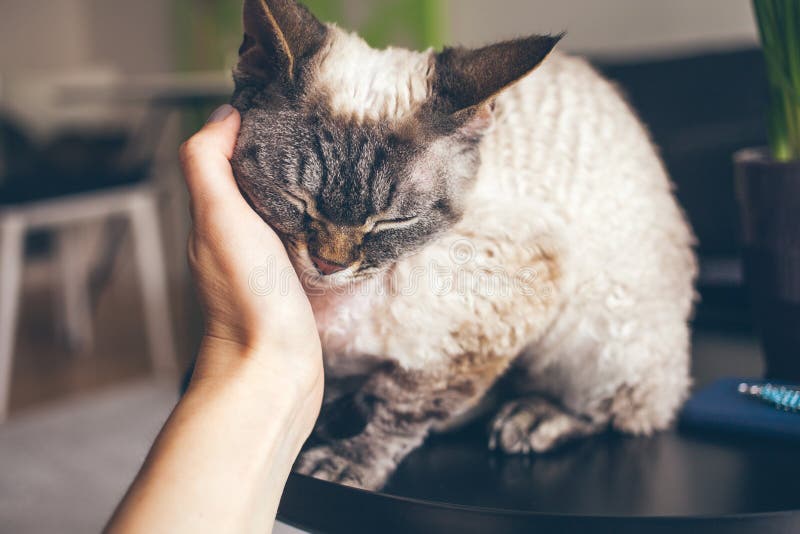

{"left": 450, "top": 0, "right": 759, "bottom": 59}
{"left": 84, "top": 0, "right": 173, "bottom": 73}
{"left": 0, "top": 0, "right": 91, "bottom": 71}
{"left": 0, "top": 0, "right": 172, "bottom": 75}
{"left": 0, "top": 0, "right": 174, "bottom": 135}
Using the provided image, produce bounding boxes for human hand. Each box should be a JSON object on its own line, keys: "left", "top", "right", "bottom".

{"left": 179, "top": 104, "right": 323, "bottom": 422}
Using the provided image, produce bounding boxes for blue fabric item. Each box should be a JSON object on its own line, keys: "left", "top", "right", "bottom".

{"left": 680, "top": 377, "right": 800, "bottom": 441}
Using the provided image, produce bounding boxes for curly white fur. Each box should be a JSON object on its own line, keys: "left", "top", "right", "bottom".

{"left": 315, "top": 27, "right": 432, "bottom": 122}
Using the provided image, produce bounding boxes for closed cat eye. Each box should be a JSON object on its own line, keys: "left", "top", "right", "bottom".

{"left": 369, "top": 216, "right": 419, "bottom": 233}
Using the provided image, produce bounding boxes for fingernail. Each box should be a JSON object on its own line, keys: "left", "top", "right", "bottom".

{"left": 207, "top": 104, "right": 235, "bottom": 124}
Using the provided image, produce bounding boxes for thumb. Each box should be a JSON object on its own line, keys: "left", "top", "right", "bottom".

{"left": 179, "top": 104, "right": 245, "bottom": 216}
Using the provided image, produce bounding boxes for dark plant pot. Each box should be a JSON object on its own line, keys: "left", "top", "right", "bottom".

{"left": 734, "top": 147, "right": 800, "bottom": 381}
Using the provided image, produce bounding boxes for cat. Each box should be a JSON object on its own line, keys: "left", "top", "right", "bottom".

{"left": 230, "top": 0, "right": 697, "bottom": 490}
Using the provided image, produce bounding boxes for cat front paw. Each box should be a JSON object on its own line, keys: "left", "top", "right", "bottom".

{"left": 294, "top": 444, "right": 387, "bottom": 490}
{"left": 489, "top": 397, "right": 600, "bottom": 454}
{"left": 294, "top": 445, "right": 361, "bottom": 487}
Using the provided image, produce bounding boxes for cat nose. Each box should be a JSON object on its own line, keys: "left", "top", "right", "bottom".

{"left": 311, "top": 255, "right": 347, "bottom": 276}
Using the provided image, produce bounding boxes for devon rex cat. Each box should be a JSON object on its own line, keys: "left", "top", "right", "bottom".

{"left": 230, "top": 0, "right": 697, "bottom": 490}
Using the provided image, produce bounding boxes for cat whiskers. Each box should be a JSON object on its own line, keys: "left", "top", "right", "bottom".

{"left": 353, "top": 269, "right": 380, "bottom": 279}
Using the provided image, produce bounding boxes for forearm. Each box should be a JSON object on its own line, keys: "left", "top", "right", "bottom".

{"left": 106, "top": 340, "right": 319, "bottom": 534}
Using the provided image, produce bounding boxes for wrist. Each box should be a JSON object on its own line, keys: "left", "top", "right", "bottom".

{"left": 187, "top": 335, "right": 324, "bottom": 446}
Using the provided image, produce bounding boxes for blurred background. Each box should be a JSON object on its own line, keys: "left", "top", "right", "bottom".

{"left": 0, "top": 1, "right": 767, "bottom": 532}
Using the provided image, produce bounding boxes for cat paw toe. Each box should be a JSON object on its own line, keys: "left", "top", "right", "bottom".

{"left": 489, "top": 398, "right": 598, "bottom": 454}
{"left": 489, "top": 398, "right": 550, "bottom": 454}
{"left": 294, "top": 446, "right": 371, "bottom": 488}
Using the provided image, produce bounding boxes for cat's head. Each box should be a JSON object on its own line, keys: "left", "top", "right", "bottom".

{"left": 231, "top": 0, "right": 560, "bottom": 286}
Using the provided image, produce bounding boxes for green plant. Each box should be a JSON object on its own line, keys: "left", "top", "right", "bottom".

{"left": 174, "top": 0, "right": 242, "bottom": 72}
{"left": 753, "top": 0, "right": 800, "bottom": 161}
{"left": 304, "top": 0, "right": 448, "bottom": 50}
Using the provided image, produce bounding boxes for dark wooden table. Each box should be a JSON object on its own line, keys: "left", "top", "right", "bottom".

{"left": 278, "top": 332, "right": 800, "bottom": 533}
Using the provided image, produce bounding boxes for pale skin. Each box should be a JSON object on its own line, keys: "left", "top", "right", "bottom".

{"left": 105, "top": 105, "right": 324, "bottom": 534}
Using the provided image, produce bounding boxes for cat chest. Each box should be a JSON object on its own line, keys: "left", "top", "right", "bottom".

{"left": 310, "top": 290, "right": 387, "bottom": 375}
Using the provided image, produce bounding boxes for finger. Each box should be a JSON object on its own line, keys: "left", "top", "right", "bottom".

{"left": 179, "top": 105, "right": 247, "bottom": 215}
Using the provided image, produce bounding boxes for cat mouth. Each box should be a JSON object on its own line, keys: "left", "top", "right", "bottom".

{"left": 284, "top": 240, "right": 365, "bottom": 289}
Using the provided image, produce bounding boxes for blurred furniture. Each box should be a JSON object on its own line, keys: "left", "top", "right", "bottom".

{"left": 58, "top": 70, "right": 233, "bottom": 108}
{"left": 0, "top": 72, "right": 181, "bottom": 422}
{"left": 0, "top": 186, "right": 179, "bottom": 420}
{"left": 279, "top": 332, "right": 800, "bottom": 534}
{"left": 597, "top": 48, "right": 770, "bottom": 330}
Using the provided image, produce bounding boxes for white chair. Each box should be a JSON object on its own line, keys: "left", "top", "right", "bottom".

{"left": 0, "top": 70, "right": 179, "bottom": 422}
{"left": 0, "top": 185, "right": 179, "bottom": 422}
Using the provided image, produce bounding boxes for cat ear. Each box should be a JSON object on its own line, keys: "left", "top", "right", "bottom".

{"left": 432, "top": 34, "right": 563, "bottom": 130}
{"left": 237, "top": 0, "right": 328, "bottom": 84}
